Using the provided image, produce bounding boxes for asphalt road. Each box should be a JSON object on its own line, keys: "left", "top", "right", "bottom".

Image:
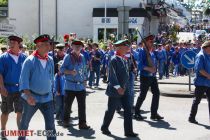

{"left": 1, "top": 76, "right": 210, "bottom": 140}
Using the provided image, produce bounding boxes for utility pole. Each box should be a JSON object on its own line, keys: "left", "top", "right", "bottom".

{"left": 39, "top": 0, "right": 43, "bottom": 35}
{"left": 104, "top": 0, "right": 107, "bottom": 43}
{"left": 55, "top": 0, "right": 58, "bottom": 39}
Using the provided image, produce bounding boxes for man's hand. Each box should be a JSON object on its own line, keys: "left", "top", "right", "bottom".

{"left": 70, "top": 70, "right": 77, "bottom": 76}
{"left": 207, "top": 74, "right": 210, "bottom": 80}
{"left": 0, "top": 85, "right": 8, "bottom": 97}
{"left": 133, "top": 68, "right": 137, "bottom": 74}
{"left": 199, "top": 70, "right": 210, "bottom": 80}
{"left": 57, "top": 92, "right": 61, "bottom": 96}
{"left": 26, "top": 94, "right": 36, "bottom": 106}
{"left": 117, "top": 87, "right": 125, "bottom": 95}
{"left": 64, "top": 70, "right": 77, "bottom": 76}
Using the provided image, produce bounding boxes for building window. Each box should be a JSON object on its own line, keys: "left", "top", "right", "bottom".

{"left": 98, "top": 28, "right": 117, "bottom": 41}
{"left": 0, "top": 9, "right": 7, "bottom": 17}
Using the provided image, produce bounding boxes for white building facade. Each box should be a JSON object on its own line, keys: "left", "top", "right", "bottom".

{"left": 2, "top": 0, "right": 158, "bottom": 42}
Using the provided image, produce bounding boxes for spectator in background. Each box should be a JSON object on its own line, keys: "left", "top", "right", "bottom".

{"left": 54, "top": 60, "right": 65, "bottom": 122}
{"left": 89, "top": 43, "right": 102, "bottom": 88}
{"left": 20, "top": 44, "right": 28, "bottom": 56}
{"left": 172, "top": 47, "right": 180, "bottom": 77}
{"left": 164, "top": 44, "right": 172, "bottom": 78}
{"left": 155, "top": 44, "right": 166, "bottom": 80}
{"left": 0, "top": 46, "right": 7, "bottom": 54}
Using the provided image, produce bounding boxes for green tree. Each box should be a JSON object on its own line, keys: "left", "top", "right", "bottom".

{"left": 169, "top": 24, "right": 180, "bottom": 42}
{"left": 22, "top": 35, "right": 35, "bottom": 50}
{"left": 0, "top": 0, "right": 8, "bottom": 6}
{"left": 204, "top": 7, "right": 210, "bottom": 16}
{"left": 0, "top": 37, "right": 7, "bottom": 45}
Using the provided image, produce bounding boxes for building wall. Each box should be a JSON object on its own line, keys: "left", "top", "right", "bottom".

{"left": 41, "top": 0, "right": 56, "bottom": 35}
{"left": 8, "top": 0, "right": 147, "bottom": 41}
{"left": 8, "top": 0, "right": 39, "bottom": 38}
{"left": 57, "top": 0, "right": 142, "bottom": 39}
{"left": 150, "top": 16, "right": 159, "bottom": 35}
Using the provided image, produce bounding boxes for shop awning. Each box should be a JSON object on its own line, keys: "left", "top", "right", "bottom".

{"left": 92, "top": 8, "right": 150, "bottom": 18}
{"left": 93, "top": 8, "right": 118, "bottom": 17}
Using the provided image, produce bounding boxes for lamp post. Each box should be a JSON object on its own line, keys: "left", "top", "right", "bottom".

{"left": 122, "top": 0, "right": 125, "bottom": 37}
{"left": 55, "top": 0, "right": 58, "bottom": 39}
{"left": 104, "top": 0, "right": 107, "bottom": 43}
{"left": 38, "top": 0, "right": 43, "bottom": 35}
{"left": 38, "top": 0, "right": 40, "bottom": 35}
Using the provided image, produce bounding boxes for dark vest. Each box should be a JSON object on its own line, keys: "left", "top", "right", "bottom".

{"left": 106, "top": 56, "right": 129, "bottom": 97}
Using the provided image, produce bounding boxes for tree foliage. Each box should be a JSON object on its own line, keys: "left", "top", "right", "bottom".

{"left": 22, "top": 35, "right": 35, "bottom": 50}
{"left": 204, "top": 7, "right": 210, "bottom": 16}
{"left": 169, "top": 24, "right": 180, "bottom": 42}
{"left": 0, "top": 37, "right": 7, "bottom": 45}
{"left": 0, "top": 0, "right": 8, "bottom": 6}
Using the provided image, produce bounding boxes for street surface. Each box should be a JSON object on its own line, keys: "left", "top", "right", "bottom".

{"left": 1, "top": 76, "right": 210, "bottom": 140}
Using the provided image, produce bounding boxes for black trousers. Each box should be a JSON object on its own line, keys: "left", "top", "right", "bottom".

{"left": 135, "top": 76, "right": 160, "bottom": 115}
{"left": 63, "top": 90, "right": 86, "bottom": 124}
{"left": 189, "top": 86, "right": 210, "bottom": 119}
{"left": 101, "top": 96, "right": 134, "bottom": 134}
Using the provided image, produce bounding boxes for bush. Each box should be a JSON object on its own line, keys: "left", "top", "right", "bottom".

{"left": 204, "top": 7, "right": 210, "bottom": 16}
{"left": 0, "top": 37, "right": 7, "bottom": 45}
{"left": 169, "top": 24, "right": 180, "bottom": 42}
{"left": 22, "top": 35, "right": 35, "bottom": 50}
{"left": 99, "top": 41, "right": 107, "bottom": 50}
{"left": 0, "top": 0, "right": 8, "bottom": 6}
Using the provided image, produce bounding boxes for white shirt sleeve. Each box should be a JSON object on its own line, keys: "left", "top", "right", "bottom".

{"left": 114, "top": 85, "right": 121, "bottom": 90}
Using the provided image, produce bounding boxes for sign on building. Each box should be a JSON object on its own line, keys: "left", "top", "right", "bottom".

{"left": 0, "top": 23, "right": 16, "bottom": 37}
{"left": 101, "top": 18, "right": 111, "bottom": 24}
{"left": 0, "top": 23, "right": 16, "bottom": 32}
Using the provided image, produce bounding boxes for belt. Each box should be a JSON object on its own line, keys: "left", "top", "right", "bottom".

{"left": 4, "top": 83, "right": 19, "bottom": 87}
{"left": 30, "top": 90, "right": 49, "bottom": 96}
{"left": 66, "top": 79, "right": 84, "bottom": 85}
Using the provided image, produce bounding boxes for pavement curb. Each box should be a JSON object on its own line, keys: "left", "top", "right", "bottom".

{"left": 160, "top": 92, "right": 194, "bottom": 98}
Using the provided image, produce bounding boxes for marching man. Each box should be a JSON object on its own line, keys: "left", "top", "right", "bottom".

{"left": 101, "top": 40, "right": 138, "bottom": 137}
{"left": 0, "top": 36, "right": 26, "bottom": 139}
{"left": 18, "top": 35, "right": 56, "bottom": 140}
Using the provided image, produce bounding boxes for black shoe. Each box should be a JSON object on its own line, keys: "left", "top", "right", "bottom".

{"left": 79, "top": 123, "right": 90, "bottom": 130}
{"left": 63, "top": 121, "right": 70, "bottom": 128}
{"left": 101, "top": 126, "right": 111, "bottom": 135}
{"left": 125, "top": 132, "right": 138, "bottom": 137}
{"left": 151, "top": 114, "right": 164, "bottom": 120}
{"left": 188, "top": 117, "right": 198, "bottom": 124}
{"left": 0, "top": 130, "right": 8, "bottom": 140}
{"left": 116, "top": 108, "right": 122, "bottom": 114}
{"left": 134, "top": 113, "right": 146, "bottom": 120}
